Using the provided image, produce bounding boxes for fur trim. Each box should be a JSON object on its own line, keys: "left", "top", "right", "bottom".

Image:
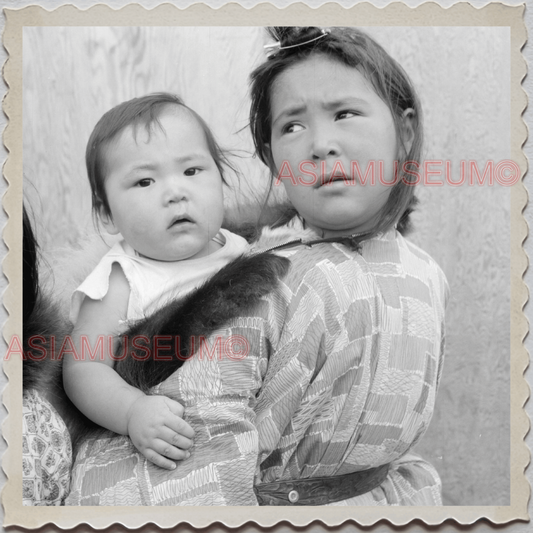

{"left": 23, "top": 208, "right": 93, "bottom": 450}
{"left": 23, "top": 294, "right": 66, "bottom": 393}
{"left": 23, "top": 205, "right": 70, "bottom": 398}
{"left": 115, "top": 252, "right": 290, "bottom": 392}
{"left": 251, "top": 218, "right": 319, "bottom": 252}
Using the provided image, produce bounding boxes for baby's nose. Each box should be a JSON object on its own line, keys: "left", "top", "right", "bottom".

{"left": 164, "top": 180, "right": 187, "bottom": 204}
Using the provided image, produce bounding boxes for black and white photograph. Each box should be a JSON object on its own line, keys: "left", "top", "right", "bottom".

{"left": 0, "top": 1, "right": 529, "bottom": 530}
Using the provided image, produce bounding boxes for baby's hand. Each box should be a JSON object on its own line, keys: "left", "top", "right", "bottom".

{"left": 126, "top": 395, "right": 195, "bottom": 470}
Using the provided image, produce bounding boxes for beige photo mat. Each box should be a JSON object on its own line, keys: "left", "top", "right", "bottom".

{"left": 2, "top": 1, "right": 529, "bottom": 529}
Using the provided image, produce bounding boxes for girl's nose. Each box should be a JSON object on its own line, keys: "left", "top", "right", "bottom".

{"left": 310, "top": 129, "right": 340, "bottom": 160}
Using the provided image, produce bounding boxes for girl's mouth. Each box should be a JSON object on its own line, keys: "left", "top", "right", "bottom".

{"left": 319, "top": 174, "right": 348, "bottom": 187}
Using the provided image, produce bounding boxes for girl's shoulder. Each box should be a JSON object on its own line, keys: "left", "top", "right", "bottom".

{"left": 358, "top": 229, "right": 444, "bottom": 272}
{"left": 259, "top": 226, "right": 447, "bottom": 302}
{"left": 391, "top": 232, "right": 450, "bottom": 305}
{"left": 394, "top": 232, "right": 448, "bottom": 282}
{"left": 253, "top": 222, "right": 447, "bottom": 291}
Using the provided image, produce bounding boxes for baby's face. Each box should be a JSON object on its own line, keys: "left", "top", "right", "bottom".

{"left": 100, "top": 108, "right": 224, "bottom": 262}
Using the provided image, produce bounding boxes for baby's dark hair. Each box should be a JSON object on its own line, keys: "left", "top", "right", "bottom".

{"left": 250, "top": 27, "right": 423, "bottom": 236}
{"left": 86, "top": 92, "right": 231, "bottom": 219}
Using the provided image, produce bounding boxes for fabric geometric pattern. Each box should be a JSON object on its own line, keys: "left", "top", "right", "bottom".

{"left": 66, "top": 229, "right": 448, "bottom": 506}
{"left": 23, "top": 389, "right": 72, "bottom": 505}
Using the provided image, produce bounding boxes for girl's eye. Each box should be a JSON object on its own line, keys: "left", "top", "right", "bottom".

{"left": 283, "top": 123, "right": 304, "bottom": 134}
{"left": 136, "top": 178, "right": 153, "bottom": 188}
{"left": 184, "top": 167, "right": 201, "bottom": 177}
{"left": 336, "top": 110, "right": 359, "bottom": 120}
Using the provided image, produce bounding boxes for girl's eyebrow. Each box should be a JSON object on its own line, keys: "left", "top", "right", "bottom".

{"left": 272, "top": 97, "right": 370, "bottom": 127}
{"left": 323, "top": 97, "right": 369, "bottom": 110}
{"left": 272, "top": 104, "right": 307, "bottom": 128}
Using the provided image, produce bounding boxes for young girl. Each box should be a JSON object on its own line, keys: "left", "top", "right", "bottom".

{"left": 67, "top": 27, "right": 447, "bottom": 506}
{"left": 63, "top": 93, "right": 249, "bottom": 471}
{"left": 247, "top": 26, "right": 448, "bottom": 506}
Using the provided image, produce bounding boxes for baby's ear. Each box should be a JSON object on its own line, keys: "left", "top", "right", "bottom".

{"left": 98, "top": 207, "right": 120, "bottom": 236}
{"left": 399, "top": 108, "right": 416, "bottom": 156}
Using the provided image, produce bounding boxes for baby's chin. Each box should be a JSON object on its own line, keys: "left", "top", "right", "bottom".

{"left": 137, "top": 242, "right": 217, "bottom": 262}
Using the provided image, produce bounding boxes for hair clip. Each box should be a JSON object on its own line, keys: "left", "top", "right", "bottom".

{"left": 264, "top": 28, "right": 330, "bottom": 58}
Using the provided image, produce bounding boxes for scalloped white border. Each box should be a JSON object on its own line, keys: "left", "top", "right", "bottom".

{"left": 1, "top": 2, "right": 528, "bottom": 529}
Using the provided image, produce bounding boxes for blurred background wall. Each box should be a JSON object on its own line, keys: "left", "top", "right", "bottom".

{"left": 22, "top": 26, "right": 511, "bottom": 505}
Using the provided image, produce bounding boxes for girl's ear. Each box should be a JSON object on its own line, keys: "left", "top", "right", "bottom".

{"left": 399, "top": 108, "right": 416, "bottom": 156}
{"left": 99, "top": 207, "right": 120, "bottom": 235}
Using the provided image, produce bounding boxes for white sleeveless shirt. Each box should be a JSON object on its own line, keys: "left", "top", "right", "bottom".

{"left": 70, "top": 229, "right": 249, "bottom": 325}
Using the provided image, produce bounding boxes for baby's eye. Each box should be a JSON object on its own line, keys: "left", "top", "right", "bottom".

{"left": 336, "top": 110, "right": 359, "bottom": 120}
{"left": 283, "top": 123, "right": 304, "bottom": 134}
{"left": 136, "top": 178, "right": 153, "bottom": 188}
{"left": 184, "top": 167, "right": 201, "bottom": 177}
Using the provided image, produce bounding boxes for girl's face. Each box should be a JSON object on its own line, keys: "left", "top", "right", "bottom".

{"left": 269, "top": 54, "right": 406, "bottom": 237}
{"left": 100, "top": 109, "right": 224, "bottom": 261}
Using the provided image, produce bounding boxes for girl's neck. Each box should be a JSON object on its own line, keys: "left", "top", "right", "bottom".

{"left": 305, "top": 222, "right": 376, "bottom": 240}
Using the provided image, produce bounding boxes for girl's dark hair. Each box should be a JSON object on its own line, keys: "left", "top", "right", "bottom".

{"left": 250, "top": 27, "right": 423, "bottom": 236}
{"left": 86, "top": 92, "right": 233, "bottom": 220}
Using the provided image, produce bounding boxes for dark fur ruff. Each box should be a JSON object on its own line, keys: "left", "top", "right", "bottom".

{"left": 23, "top": 296, "right": 67, "bottom": 394}
{"left": 24, "top": 207, "right": 97, "bottom": 451}
{"left": 115, "top": 252, "right": 290, "bottom": 393}
{"left": 23, "top": 208, "right": 67, "bottom": 395}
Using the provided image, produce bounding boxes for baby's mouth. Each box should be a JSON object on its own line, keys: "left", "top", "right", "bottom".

{"left": 168, "top": 215, "right": 193, "bottom": 228}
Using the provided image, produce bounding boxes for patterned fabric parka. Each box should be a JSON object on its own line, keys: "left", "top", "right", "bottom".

{"left": 66, "top": 227, "right": 448, "bottom": 506}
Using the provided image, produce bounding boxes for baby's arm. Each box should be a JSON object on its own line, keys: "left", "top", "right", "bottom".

{"left": 63, "top": 263, "right": 194, "bottom": 470}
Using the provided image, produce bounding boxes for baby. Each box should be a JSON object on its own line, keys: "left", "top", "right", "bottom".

{"left": 63, "top": 93, "right": 248, "bottom": 470}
